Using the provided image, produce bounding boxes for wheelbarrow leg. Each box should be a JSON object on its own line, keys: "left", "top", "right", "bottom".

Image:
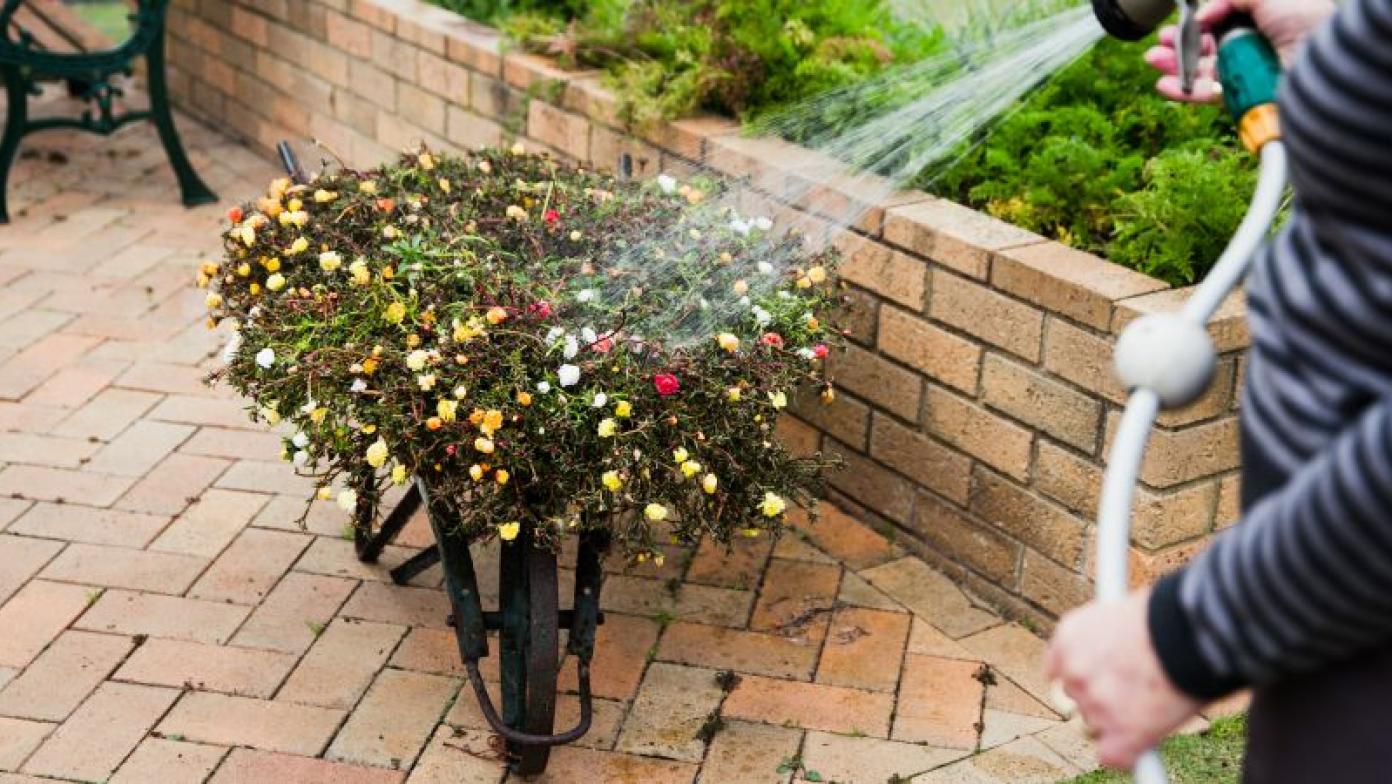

{"left": 0, "top": 65, "right": 29, "bottom": 225}
{"left": 499, "top": 520, "right": 559, "bottom": 775}
{"left": 352, "top": 478, "right": 423, "bottom": 563}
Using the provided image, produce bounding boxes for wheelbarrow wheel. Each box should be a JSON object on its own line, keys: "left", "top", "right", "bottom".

{"left": 499, "top": 533, "right": 559, "bottom": 775}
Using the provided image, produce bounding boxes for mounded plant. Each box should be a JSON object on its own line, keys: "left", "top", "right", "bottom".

{"left": 201, "top": 147, "right": 843, "bottom": 559}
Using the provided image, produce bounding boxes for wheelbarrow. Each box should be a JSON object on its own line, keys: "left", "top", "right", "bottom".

{"left": 353, "top": 476, "right": 609, "bottom": 776}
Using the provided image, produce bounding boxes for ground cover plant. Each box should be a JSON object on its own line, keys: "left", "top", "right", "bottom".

{"left": 202, "top": 147, "right": 843, "bottom": 559}
{"left": 425, "top": 0, "right": 1261, "bottom": 284}
{"left": 1067, "top": 714, "right": 1246, "bottom": 783}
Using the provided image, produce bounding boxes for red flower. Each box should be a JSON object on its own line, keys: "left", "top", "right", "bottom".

{"left": 544, "top": 209, "right": 560, "bottom": 225}
{"left": 653, "top": 373, "right": 681, "bottom": 397}
{"left": 592, "top": 337, "right": 613, "bottom": 354}
{"left": 528, "top": 301, "right": 553, "bottom": 319}
{"left": 227, "top": 206, "right": 244, "bottom": 224}
{"left": 760, "top": 332, "right": 785, "bottom": 349}
{"left": 813, "top": 344, "right": 830, "bottom": 359}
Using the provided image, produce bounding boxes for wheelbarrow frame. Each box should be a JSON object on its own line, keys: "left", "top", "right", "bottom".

{"left": 353, "top": 477, "right": 608, "bottom": 776}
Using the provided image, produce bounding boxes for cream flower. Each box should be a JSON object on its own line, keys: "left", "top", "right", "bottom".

{"left": 406, "top": 350, "right": 430, "bottom": 371}
{"left": 365, "top": 438, "right": 389, "bottom": 468}
{"left": 597, "top": 418, "right": 619, "bottom": 438}
{"left": 760, "top": 492, "right": 787, "bottom": 518}
{"left": 417, "top": 374, "right": 437, "bottom": 391}
{"left": 644, "top": 503, "right": 669, "bottom": 522}
{"left": 349, "top": 260, "right": 371, "bottom": 285}
{"left": 769, "top": 391, "right": 788, "bottom": 409}
{"left": 289, "top": 237, "right": 309, "bottom": 255}
{"left": 437, "top": 399, "right": 459, "bottom": 423}
{"left": 680, "top": 460, "right": 702, "bottom": 478}
{"left": 702, "top": 474, "right": 719, "bottom": 494}
{"left": 266, "top": 273, "right": 286, "bottom": 292}
{"left": 319, "top": 251, "right": 342, "bottom": 272}
{"left": 602, "top": 470, "right": 623, "bottom": 491}
{"left": 384, "top": 301, "right": 406, "bottom": 324}
{"left": 475, "top": 437, "right": 495, "bottom": 454}
{"left": 337, "top": 489, "right": 359, "bottom": 512}
{"left": 673, "top": 447, "right": 690, "bottom": 464}
{"left": 391, "top": 464, "right": 408, "bottom": 485}
{"left": 716, "top": 333, "right": 739, "bottom": 353}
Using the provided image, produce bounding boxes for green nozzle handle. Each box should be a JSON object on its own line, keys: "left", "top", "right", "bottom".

{"left": 1214, "top": 13, "right": 1283, "bottom": 148}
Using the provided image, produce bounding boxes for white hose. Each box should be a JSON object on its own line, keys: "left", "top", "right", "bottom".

{"left": 1095, "top": 141, "right": 1288, "bottom": 784}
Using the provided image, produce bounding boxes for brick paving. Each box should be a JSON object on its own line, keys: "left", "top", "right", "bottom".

{"left": 0, "top": 89, "right": 1247, "bottom": 784}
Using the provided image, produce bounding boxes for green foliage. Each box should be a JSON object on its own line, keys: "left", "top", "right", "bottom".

{"left": 929, "top": 37, "right": 1261, "bottom": 285}
{"left": 1066, "top": 714, "right": 1247, "bottom": 783}
{"left": 431, "top": 0, "right": 583, "bottom": 24}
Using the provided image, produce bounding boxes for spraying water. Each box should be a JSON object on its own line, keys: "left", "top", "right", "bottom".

{"left": 578, "top": 1, "right": 1106, "bottom": 349}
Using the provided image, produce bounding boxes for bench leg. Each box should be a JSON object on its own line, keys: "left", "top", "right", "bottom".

{"left": 145, "top": 33, "right": 217, "bottom": 209}
{"left": 0, "top": 66, "right": 27, "bottom": 225}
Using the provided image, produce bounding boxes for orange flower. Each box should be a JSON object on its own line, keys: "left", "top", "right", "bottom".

{"left": 426, "top": 417, "right": 444, "bottom": 431}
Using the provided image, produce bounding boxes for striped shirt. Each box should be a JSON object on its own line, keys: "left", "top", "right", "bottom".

{"left": 1149, "top": 0, "right": 1392, "bottom": 700}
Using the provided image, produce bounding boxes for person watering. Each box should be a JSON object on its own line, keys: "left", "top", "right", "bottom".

{"left": 1045, "top": 0, "right": 1392, "bottom": 780}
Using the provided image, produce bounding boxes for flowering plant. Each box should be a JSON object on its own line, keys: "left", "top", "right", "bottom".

{"left": 203, "top": 147, "right": 842, "bottom": 559}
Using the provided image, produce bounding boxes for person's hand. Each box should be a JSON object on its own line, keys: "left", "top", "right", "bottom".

{"left": 1145, "top": 0, "right": 1337, "bottom": 104}
{"left": 1045, "top": 588, "right": 1203, "bottom": 769}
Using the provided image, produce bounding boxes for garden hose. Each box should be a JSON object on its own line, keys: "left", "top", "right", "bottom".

{"left": 1087, "top": 6, "right": 1286, "bottom": 784}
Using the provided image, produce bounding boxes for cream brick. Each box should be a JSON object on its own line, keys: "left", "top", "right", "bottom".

{"left": 930, "top": 271, "right": 1044, "bottom": 362}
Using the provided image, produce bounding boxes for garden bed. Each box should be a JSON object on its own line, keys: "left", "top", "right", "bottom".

{"left": 164, "top": 0, "right": 1248, "bottom": 628}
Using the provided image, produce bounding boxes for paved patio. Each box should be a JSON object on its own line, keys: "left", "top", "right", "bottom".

{"left": 0, "top": 90, "right": 1234, "bottom": 784}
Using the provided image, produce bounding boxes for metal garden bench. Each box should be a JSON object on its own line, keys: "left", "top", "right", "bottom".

{"left": 0, "top": 0, "right": 215, "bottom": 222}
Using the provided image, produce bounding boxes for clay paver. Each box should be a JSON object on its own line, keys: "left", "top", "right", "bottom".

{"left": 0, "top": 88, "right": 1106, "bottom": 784}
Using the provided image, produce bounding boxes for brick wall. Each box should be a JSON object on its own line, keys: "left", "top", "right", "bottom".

{"left": 165, "top": 0, "right": 1248, "bottom": 627}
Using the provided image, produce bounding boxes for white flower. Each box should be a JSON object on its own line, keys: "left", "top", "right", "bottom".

{"left": 757, "top": 261, "right": 775, "bottom": 275}
{"left": 350, "top": 379, "right": 368, "bottom": 393}
{"left": 537, "top": 381, "right": 552, "bottom": 394}
{"left": 292, "top": 432, "right": 310, "bottom": 449}
{"left": 337, "top": 489, "right": 358, "bottom": 512}
{"left": 797, "top": 348, "right": 816, "bottom": 360}
{"left": 563, "top": 335, "right": 579, "bottom": 360}
{"left": 546, "top": 326, "right": 565, "bottom": 343}
{"left": 739, "top": 296, "right": 752, "bottom": 307}
{"left": 558, "top": 364, "right": 581, "bottom": 388}
{"left": 406, "top": 350, "right": 429, "bottom": 371}
{"left": 255, "top": 347, "right": 275, "bottom": 369}
{"left": 729, "top": 218, "right": 751, "bottom": 236}
{"left": 417, "top": 374, "right": 437, "bottom": 391}
{"left": 576, "top": 289, "right": 596, "bottom": 303}
{"left": 753, "top": 306, "right": 772, "bottom": 327}
{"left": 753, "top": 216, "right": 773, "bottom": 231}
{"left": 656, "top": 174, "right": 677, "bottom": 194}
{"left": 778, "top": 291, "right": 792, "bottom": 299}
{"left": 292, "top": 450, "right": 308, "bottom": 467}
{"left": 300, "top": 399, "right": 318, "bottom": 414}
{"left": 453, "top": 385, "right": 468, "bottom": 400}
{"left": 581, "top": 327, "right": 597, "bottom": 344}
{"left": 592, "top": 392, "right": 608, "bottom": 408}
{"left": 221, "top": 332, "right": 242, "bottom": 364}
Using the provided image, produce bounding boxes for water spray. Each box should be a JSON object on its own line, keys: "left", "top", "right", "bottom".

{"left": 1087, "top": 3, "right": 1285, "bottom": 783}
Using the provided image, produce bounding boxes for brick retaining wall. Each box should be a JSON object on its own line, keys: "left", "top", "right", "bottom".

{"left": 165, "top": 0, "right": 1248, "bottom": 626}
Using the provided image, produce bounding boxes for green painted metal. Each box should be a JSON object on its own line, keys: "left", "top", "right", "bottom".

{"left": 1217, "top": 27, "right": 1282, "bottom": 123}
{"left": 0, "top": 0, "right": 215, "bottom": 223}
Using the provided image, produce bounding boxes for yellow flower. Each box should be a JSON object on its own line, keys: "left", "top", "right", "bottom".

{"left": 597, "top": 418, "right": 618, "bottom": 438}
{"left": 743, "top": 528, "right": 762, "bottom": 538}
{"left": 796, "top": 277, "right": 813, "bottom": 289}
{"left": 289, "top": 237, "right": 309, "bottom": 255}
{"left": 701, "top": 474, "right": 718, "bottom": 494}
{"left": 349, "top": 260, "right": 371, "bottom": 286}
{"left": 359, "top": 180, "right": 379, "bottom": 194}
{"left": 470, "top": 464, "right": 485, "bottom": 481}
{"left": 316, "top": 486, "right": 333, "bottom": 501}
{"left": 486, "top": 307, "right": 508, "bottom": 325}
{"left": 309, "top": 407, "right": 328, "bottom": 424}
{"left": 644, "top": 503, "right": 669, "bottom": 522}
{"left": 510, "top": 142, "right": 526, "bottom": 155}
{"left": 205, "top": 293, "right": 223, "bottom": 310}
{"left": 453, "top": 316, "right": 485, "bottom": 342}
{"left": 234, "top": 225, "right": 256, "bottom": 248}
{"left": 475, "top": 437, "right": 495, "bottom": 454}
{"left": 266, "top": 273, "right": 286, "bottom": 292}
{"left": 495, "top": 469, "right": 511, "bottom": 486}
{"left": 286, "top": 197, "right": 303, "bottom": 212}
{"left": 517, "top": 391, "right": 533, "bottom": 406}
{"left": 673, "top": 447, "right": 690, "bottom": 464}
{"left": 506, "top": 205, "right": 527, "bottom": 221}
{"left": 391, "top": 464, "right": 408, "bottom": 485}
{"left": 438, "top": 178, "right": 451, "bottom": 194}
{"left": 319, "top": 251, "right": 342, "bottom": 272}
{"left": 680, "top": 460, "right": 702, "bottom": 478}
{"left": 821, "top": 387, "right": 836, "bottom": 405}
{"left": 805, "top": 315, "right": 820, "bottom": 331}
{"left": 480, "top": 409, "right": 504, "bottom": 436}
{"left": 716, "top": 333, "right": 739, "bottom": 353}
{"left": 365, "top": 438, "right": 389, "bottom": 468}
{"left": 437, "top": 399, "right": 459, "bottom": 423}
{"left": 314, "top": 189, "right": 337, "bottom": 203}
{"left": 807, "top": 265, "right": 828, "bottom": 284}
{"left": 259, "top": 406, "right": 281, "bottom": 425}
{"left": 498, "top": 521, "right": 521, "bottom": 541}
{"left": 384, "top": 301, "right": 407, "bottom": 324}
{"left": 264, "top": 257, "right": 281, "bottom": 272}
{"left": 614, "top": 400, "right": 632, "bottom": 418}
{"left": 727, "top": 387, "right": 742, "bottom": 403}
{"left": 419, "top": 153, "right": 436, "bottom": 171}
{"left": 760, "top": 492, "right": 787, "bottom": 518}
{"left": 362, "top": 357, "right": 379, "bottom": 375}
{"left": 602, "top": 471, "right": 623, "bottom": 491}
{"left": 769, "top": 391, "right": 788, "bottom": 409}
{"left": 236, "top": 263, "right": 251, "bottom": 277}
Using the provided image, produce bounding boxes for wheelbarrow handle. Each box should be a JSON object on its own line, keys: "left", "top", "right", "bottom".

{"left": 464, "top": 659, "right": 594, "bottom": 747}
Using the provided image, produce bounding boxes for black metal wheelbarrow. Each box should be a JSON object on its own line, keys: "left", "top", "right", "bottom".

{"left": 354, "top": 477, "right": 608, "bottom": 776}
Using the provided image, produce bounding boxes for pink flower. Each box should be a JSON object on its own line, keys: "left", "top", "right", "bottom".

{"left": 592, "top": 337, "right": 613, "bottom": 354}
{"left": 653, "top": 373, "right": 681, "bottom": 397}
{"left": 760, "top": 333, "right": 785, "bottom": 349}
{"left": 544, "top": 209, "right": 560, "bottom": 225}
{"left": 529, "top": 301, "right": 553, "bottom": 319}
{"left": 813, "top": 344, "right": 830, "bottom": 359}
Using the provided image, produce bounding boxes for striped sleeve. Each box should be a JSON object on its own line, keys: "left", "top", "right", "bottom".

{"left": 1147, "top": 0, "right": 1392, "bottom": 701}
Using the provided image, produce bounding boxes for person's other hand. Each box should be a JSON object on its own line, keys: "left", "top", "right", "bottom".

{"left": 1145, "top": 0, "right": 1337, "bottom": 104}
{"left": 1044, "top": 588, "right": 1203, "bottom": 769}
